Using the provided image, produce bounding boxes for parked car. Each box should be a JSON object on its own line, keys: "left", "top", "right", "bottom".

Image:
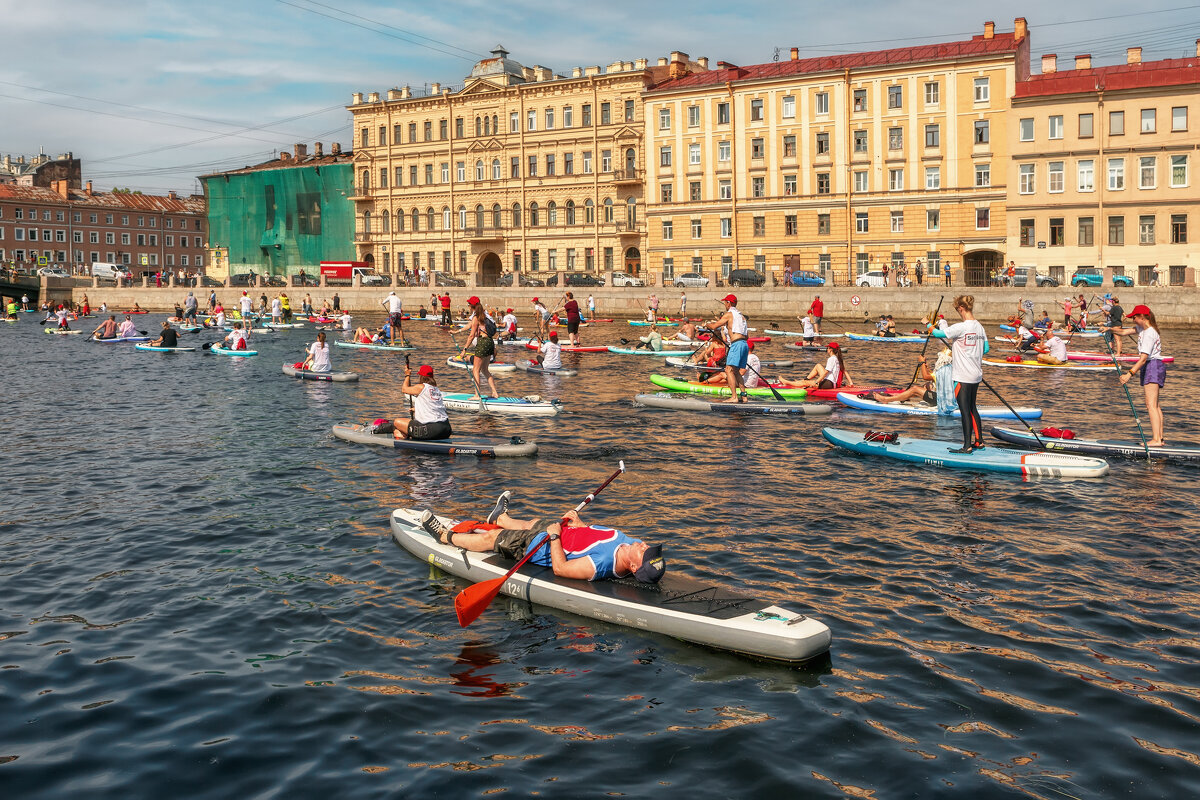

{"left": 37, "top": 266, "right": 70, "bottom": 278}
{"left": 91, "top": 261, "right": 133, "bottom": 281}
{"left": 565, "top": 273, "right": 605, "bottom": 287}
{"left": 229, "top": 273, "right": 257, "bottom": 287}
{"left": 496, "top": 273, "right": 544, "bottom": 287}
{"left": 1071, "top": 266, "right": 1133, "bottom": 288}
{"left": 727, "top": 268, "right": 765, "bottom": 287}
{"left": 673, "top": 272, "right": 710, "bottom": 288}
{"left": 788, "top": 270, "right": 825, "bottom": 287}
{"left": 263, "top": 275, "right": 288, "bottom": 287}
{"left": 433, "top": 271, "right": 466, "bottom": 287}
{"left": 609, "top": 271, "right": 645, "bottom": 287}
{"left": 199, "top": 275, "right": 223, "bottom": 287}
{"left": 856, "top": 270, "right": 887, "bottom": 288}
{"left": 1012, "top": 267, "right": 1059, "bottom": 288}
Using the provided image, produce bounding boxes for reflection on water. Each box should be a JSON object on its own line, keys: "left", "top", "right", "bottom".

{"left": 0, "top": 318, "right": 1198, "bottom": 797}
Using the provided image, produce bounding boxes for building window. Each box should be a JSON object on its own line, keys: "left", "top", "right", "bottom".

{"left": 662, "top": 257, "right": 673, "bottom": 278}
{"left": 527, "top": 110, "right": 536, "bottom": 131}
{"left": 853, "top": 89, "right": 867, "bottom": 112}
{"left": 854, "top": 171, "right": 868, "bottom": 192}
{"left": 1019, "top": 118, "right": 1034, "bottom": 141}
{"left": 1139, "top": 156, "right": 1156, "bottom": 189}
{"left": 1079, "top": 216, "right": 1095, "bottom": 246}
{"left": 546, "top": 154, "right": 555, "bottom": 176}
{"left": 750, "top": 99, "right": 763, "bottom": 121}
{"left": 601, "top": 150, "right": 612, "bottom": 172}
{"left": 1171, "top": 214, "right": 1188, "bottom": 243}
{"left": 603, "top": 199, "right": 613, "bottom": 223}
{"left": 753, "top": 216, "right": 766, "bottom": 236}
{"left": 564, "top": 152, "right": 574, "bottom": 175}
{"left": 1079, "top": 113, "right": 1094, "bottom": 138}
{"left": 1108, "top": 216, "right": 1124, "bottom": 245}
{"left": 360, "top": 127, "right": 368, "bottom": 148}
{"left": 690, "top": 181, "right": 701, "bottom": 201}
{"left": 927, "top": 209, "right": 940, "bottom": 231}
{"left": 1141, "top": 109, "right": 1156, "bottom": 133}
{"left": 474, "top": 160, "right": 485, "bottom": 181}
{"left": 441, "top": 163, "right": 450, "bottom": 182}
{"left": 424, "top": 121, "right": 433, "bottom": 141}
{"left": 716, "top": 218, "right": 730, "bottom": 239}
{"left": 693, "top": 219, "right": 704, "bottom": 238}
{"left": 542, "top": 108, "right": 553, "bottom": 130}
{"left": 659, "top": 107, "right": 671, "bottom": 131}
{"left": 1171, "top": 154, "right": 1188, "bottom": 187}
{"left": 528, "top": 155, "right": 537, "bottom": 177}
{"left": 425, "top": 164, "right": 434, "bottom": 184}
{"left": 1020, "top": 219, "right": 1035, "bottom": 246}
{"left": 785, "top": 214, "right": 798, "bottom": 235}
{"left": 1110, "top": 110, "right": 1125, "bottom": 136}
{"left": 1049, "top": 217, "right": 1065, "bottom": 246}
{"left": 782, "top": 96, "right": 795, "bottom": 119}
{"left": 924, "top": 82, "right": 939, "bottom": 105}
{"left": 974, "top": 120, "right": 989, "bottom": 144}
{"left": 718, "top": 140, "right": 730, "bottom": 162}
{"left": 924, "top": 124, "right": 939, "bottom": 147}
{"left": 974, "top": 77, "right": 990, "bottom": 103}
{"left": 717, "top": 102, "right": 729, "bottom": 124}
{"left": 410, "top": 165, "right": 418, "bottom": 185}
{"left": 818, "top": 213, "right": 831, "bottom": 235}
{"left": 661, "top": 184, "right": 673, "bottom": 203}
{"left": 662, "top": 220, "right": 673, "bottom": 240}
{"left": 583, "top": 151, "right": 592, "bottom": 174}
{"left": 1049, "top": 161, "right": 1064, "bottom": 193}
{"left": 889, "top": 168, "right": 904, "bottom": 191}
{"left": 890, "top": 211, "right": 904, "bottom": 233}
{"left": 783, "top": 174, "right": 797, "bottom": 195}
{"left": 624, "top": 99, "right": 635, "bottom": 122}
{"left": 1078, "top": 160, "right": 1094, "bottom": 192}
{"left": 855, "top": 212, "right": 868, "bottom": 233}
{"left": 688, "top": 143, "right": 701, "bottom": 166}
{"left": 440, "top": 119, "right": 448, "bottom": 139}
{"left": 1049, "top": 115, "right": 1063, "bottom": 139}
{"left": 856, "top": 253, "right": 870, "bottom": 274}
{"left": 660, "top": 146, "right": 672, "bottom": 167}
{"left": 976, "top": 208, "right": 990, "bottom": 230}
{"left": 1140, "top": 215, "right": 1155, "bottom": 244}
{"left": 853, "top": 129, "right": 867, "bottom": 153}
{"left": 751, "top": 177, "right": 765, "bottom": 197}
{"left": 529, "top": 202, "right": 540, "bottom": 226}
{"left": 974, "top": 163, "right": 990, "bottom": 187}
{"left": 887, "top": 85, "right": 902, "bottom": 109}
{"left": 1172, "top": 106, "right": 1188, "bottom": 131}
{"left": 815, "top": 92, "right": 829, "bottom": 114}
{"left": 547, "top": 201, "right": 558, "bottom": 225}
{"left": 888, "top": 127, "right": 903, "bottom": 150}
{"left": 408, "top": 122, "right": 417, "bottom": 142}
{"left": 1108, "top": 158, "right": 1125, "bottom": 190}
{"left": 925, "top": 166, "right": 940, "bottom": 190}
{"left": 783, "top": 135, "right": 796, "bottom": 157}
{"left": 817, "top": 173, "right": 830, "bottom": 194}
{"left": 718, "top": 179, "right": 731, "bottom": 200}
{"left": 1019, "top": 163, "right": 1035, "bottom": 194}
{"left": 751, "top": 138, "right": 764, "bottom": 159}
{"left": 816, "top": 132, "right": 829, "bottom": 155}
{"left": 686, "top": 105, "right": 700, "bottom": 127}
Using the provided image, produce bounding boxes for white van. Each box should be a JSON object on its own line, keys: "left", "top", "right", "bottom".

{"left": 92, "top": 262, "right": 132, "bottom": 281}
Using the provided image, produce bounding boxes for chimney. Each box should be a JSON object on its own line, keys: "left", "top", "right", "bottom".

{"left": 352, "top": 92, "right": 363, "bottom": 104}
{"left": 1075, "top": 54, "right": 1092, "bottom": 70}
{"left": 717, "top": 61, "right": 738, "bottom": 69}
{"left": 1042, "top": 54, "right": 1057, "bottom": 74}
{"left": 1126, "top": 47, "right": 1142, "bottom": 64}
{"left": 280, "top": 152, "right": 291, "bottom": 161}
{"left": 635, "top": 58, "right": 647, "bottom": 70}
{"left": 52, "top": 179, "right": 68, "bottom": 199}
{"left": 984, "top": 21, "right": 995, "bottom": 40}
{"left": 386, "top": 88, "right": 401, "bottom": 100}
{"left": 430, "top": 82, "right": 441, "bottom": 94}
{"left": 572, "top": 67, "right": 582, "bottom": 78}
{"left": 790, "top": 47, "right": 799, "bottom": 61}
{"left": 85, "top": 180, "right": 93, "bottom": 196}
{"left": 367, "top": 91, "right": 379, "bottom": 103}
{"left": 331, "top": 142, "right": 342, "bottom": 156}
{"left": 670, "top": 51, "right": 689, "bottom": 64}
{"left": 400, "top": 85, "right": 411, "bottom": 99}
{"left": 168, "top": 190, "right": 177, "bottom": 200}
{"left": 697, "top": 57, "right": 709, "bottom": 69}
{"left": 1014, "top": 17, "right": 1028, "bottom": 40}
{"left": 314, "top": 141, "right": 323, "bottom": 157}
{"left": 656, "top": 57, "right": 667, "bottom": 66}
{"left": 293, "top": 143, "right": 308, "bottom": 160}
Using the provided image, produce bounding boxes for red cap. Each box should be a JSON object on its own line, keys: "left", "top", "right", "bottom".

{"left": 1130, "top": 304, "right": 1152, "bottom": 317}
{"left": 827, "top": 341, "right": 840, "bottom": 349}
{"left": 531, "top": 297, "right": 539, "bottom": 303}
{"left": 418, "top": 364, "right": 434, "bottom": 377}
{"left": 722, "top": 294, "right": 737, "bottom": 304}
{"left": 467, "top": 295, "right": 480, "bottom": 306}
{"left": 506, "top": 308, "right": 513, "bottom": 313}
{"left": 747, "top": 342, "right": 755, "bottom": 351}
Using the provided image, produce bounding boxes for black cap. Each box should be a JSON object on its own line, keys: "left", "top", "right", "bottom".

{"left": 634, "top": 544, "right": 666, "bottom": 583}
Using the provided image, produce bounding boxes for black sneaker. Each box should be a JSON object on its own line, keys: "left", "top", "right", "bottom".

{"left": 486, "top": 491, "right": 511, "bottom": 525}
{"left": 419, "top": 510, "right": 452, "bottom": 544}
{"left": 948, "top": 446, "right": 975, "bottom": 454}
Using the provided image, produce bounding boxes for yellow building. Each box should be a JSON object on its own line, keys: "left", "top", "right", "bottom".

{"left": 642, "top": 19, "right": 1030, "bottom": 286}
{"left": 1007, "top": 46, "right": 1200, "bottom": 287}
{"left": 348, "top": 46, "right": 705, "bottom": 285}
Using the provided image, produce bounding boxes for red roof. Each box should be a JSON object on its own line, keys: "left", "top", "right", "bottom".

{"left": 649, "top": 33, "right": 1024, "bottom": 92}
{"left": 0, "top": 183, "right": 204, "bottom": 213}
{"left": 1016, "top": 56, "right": 1200, "bottom": 98}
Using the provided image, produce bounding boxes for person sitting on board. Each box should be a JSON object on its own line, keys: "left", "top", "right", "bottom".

{"left": 1033, "top": 323, "right": 1069, "bottom": 365}
{"left": 636, "top": 327, "right": 664, "bottom": 352}
{"left": 1033, "top": 311, "right": 1052, "bottom": 330}
{"left": 376, "top": 364, "right": 452, "bottom": 441}
{"left": 1010, "top": 317, "right": 1039, "bottom": 352}
{"left": 884, "top": 316, "right": 898, "bottom": 337}
{"left": 673, "top": 320, "right": 699, "bottom": 342}
{"left": 776, "top": 341, "right": 855, "bottom": 390}
{"left": 303, "top": 331, "right": 332, "bottom": 372}
{"left": 173, "top": 302, "right": 184, "bottom": 321}
{"left": 499, "top": 308, "right": 520, "bottom": 341}
{"left": 871, "top": 355, "right": 940, "bottom": 406}
{"left": 224, "top": 322, "right": 250, "bottom": 350}
{"left": 702, "top": 342, "right": 761, "bottom": 386}
{"left": 704, "top": 294, "right": 751, "bottom": 403}
{"left": 353, "top": 327, "right": 374, "bottom": 344}
{"left": 129, "top": 303, "right": 143, "bottom": 313}
{"left": 117, "top": 315, "right": 138, "bottom": 338}
{"left": 338, "top": 311, "right": 352, "bottom": 332}
{"left": 417, "top": 305, "right": 428, "bottom": 319}
{"left": 421, "top": 502, "right": 665, "bottom": 585}
{"left": 536, "top": 331, "right": 563, "bottom": 370}
{"left": 874, "top": 315, "right": 888, "bottom": 336}
{"left": 92, "top": 315, "right": 119, "bottom": 339}
{"left": 149, "top": 321, "right": 179, "bottom": 349}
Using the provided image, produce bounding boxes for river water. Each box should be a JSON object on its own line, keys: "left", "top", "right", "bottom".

{"left": 2, "top": 314, "right": 1198, "bottom": 798}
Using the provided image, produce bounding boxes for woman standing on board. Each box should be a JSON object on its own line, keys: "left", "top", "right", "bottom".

{"left": 1103, "top": 304, "right": 1166, "bottom": 446}
{"left": 945, "top": 295, "right": 987, "bottom": 453}
{"left": 458, "top": 296, "right": 499, "bottom": 399}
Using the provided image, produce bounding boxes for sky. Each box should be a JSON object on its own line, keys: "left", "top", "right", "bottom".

{"left": 1, "top": 0, "right": 1196, "bottom": 196}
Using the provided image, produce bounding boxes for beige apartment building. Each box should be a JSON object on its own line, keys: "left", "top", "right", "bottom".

{"left": 1007, "top": 45, "right": 1200, "bottom": 287}
{"left": 642, "top": 19, "right": 1030, "bottom": 286}
{"left": 348, "top": 46, "right": 705, "bottom": 285}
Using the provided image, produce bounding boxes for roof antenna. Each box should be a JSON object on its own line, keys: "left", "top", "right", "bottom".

{"left": 773, "top": 47, "right": 781, "bottom": 62}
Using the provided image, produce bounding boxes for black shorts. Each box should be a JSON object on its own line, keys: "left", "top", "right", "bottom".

{"left": 407, "top": 419, "right": 452, "bottom": 440}
{"left": 817, "top": 379, "right": 835, "bottom": 390}
{"left": 474, "top": 335, "right": 495, "bottom": 360}
{"left": 493, "top": 523, "right": 549, "bottom": 560}
{"left": 567, "top": 318, "right": 580, "bottom": 334}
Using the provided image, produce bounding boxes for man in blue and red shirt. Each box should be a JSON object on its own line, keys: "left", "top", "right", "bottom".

{"left": 423, "top": 501, "right": 665, "bottom": 583}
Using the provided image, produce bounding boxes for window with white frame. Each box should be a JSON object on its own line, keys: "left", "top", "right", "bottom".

{"left": 888, "top": 168, "right": 904, "bottom": 191}
{"left": 1141, "top": 108, "right": 1156, "bottom": 133}
{"left": 1110, "top": 110, "right": 1125, "bottom": 135}
{"left": 689, "top": 219, "right": 701, "bottom": 238}
{"left": 854, "top": 171, "right": 868, "bottom": 192}
{"left": 509, "top": 112, "right": 519, "bottom": 132}
{"left": 925, "top": 166, "right": 940, "bottom": 190}
{"left": 1049, "top": 115, "right": 1063, "bottom": 139}
{"left": 973, "top": 77, "right": 989, "bottom": 103}
{"left": 815, "top": 92, "right": 829, "bottom": 114}
{"left": 1140, "top": 215, "right": 1155, "bottom": 244}
{"left": 688, "top": 143, "right": 701, "bottom": 166}
{"left": 718, "top": 141, "right": 730, "bottom": 162}
{"left": 718, "top": 179, "right": 731, "bottom": 200}
{"left": 1140, "top": 156, "right": 1156, "bottom": 189}
{"left": 783, "top": 174, "right": 796, "bottom": 195}
{"left": 1172, "top": 106, "right": 1187, "bottom": 131}
{"left": 887, "top": 85, "right": 902, "bottom": 109}
{"left": 974, "top": 163, "right": 990, "bottom": 187}
{"left": 924, "top": 82, "right": 939, "bottom": 105}
{"left": 662, "top": 220, "right": 673, "bottom": 241}
{"left": 888, "top": 127, "right": 903, "bottom": 150}
{"left": 545, "top": 108, "right": 554, "bottom": 129}
{"left": 1049, "top": 161, "right": 1064, "bottom": 193}
{"left": 1108, "top": 158, "right": 1125, "bottom": 190}
{"left": 1079, "top": 113, "right": 1094, "bottom": 138}
{"left": 659, "top": 107, "right": 671, "bottom": 131}
{"left": 782, "top": 96, "right": 795, "bottom": 118}
{"left": 855, "top": 212, "right": 868, "bottom": 233}
{"left": 719, "top": 218, "right": 732, "bottom": 238}
{"left": 751, "top": 177, "right": 765, "bottom": 197}
{"left": 1019, "top": 118, "right": 1034, "bottom": 141}
{"left": 1019, "top": 163, "right": 1035, "bottom": 194}
{"left": 890, "top": 211, "right": 903, "bottom": 232}
{"left": 750, "top": 99, "right": 763, "bottom": 121}
{"left": 1078, "top": 159, "right": 1095, "bottom": 192}
{"left": 687, "top": 105, "right": 699, "bottom": 127}
{"left": 974, "top": 119, "right": 989, "bottom": 144}
{"left": 564, "top": 106, "right": 573, "bottom": 128}
{"left": 1171, "top": 154, "right": 1188, "bottom": 187}
{"left": 527, "top": 110, "right": 536, "bottom": 130}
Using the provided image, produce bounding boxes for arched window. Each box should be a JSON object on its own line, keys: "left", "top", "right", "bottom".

{"left": 483, "top": 116, "right": 490, "bottom": 136}
{"left": 547, "top": 201, "right": 557, "bottom": 226}
{"left": 492, "top": 114, "right": 499, "bottom": 135}
{"left": 584, "top": 198, "right": 594, "bottom": 224}
{"left": 458, "top": 205, "right": 467, "bottom": 229}
{"left": 396, "top": 209, "right": 405, "bottom": 232}
{"left": 427, "top": 207, "right": 436, "bottom": 230}
{"left": 474, "top": 204, "right": 485, "bottom": 229}
{"left": 511, "top": 203, "right": 522, "bottom": 228}
{"left": 625, "top": 148, "right": 636, "bottom": 173}
{"left": 626, "top": 197, "right": 637, "bottom": 226}
{"left": 474, "top": 116, "right": 481, "bottom": 137}
{"left": 442, "top": 206, "right": 451, "bottom": 230}
{"left": 361, "top": 169, "right": 370, "bottom": 192}
{"left": 603, "top": 198, "right": 614, "bottom": 223}
{"left": 475, "top": 160, "right": 485, "bottom": 181}
{"left": 492, "top": 203, "right": 502, "bottom": 228}
{"left": 411, "top": 208, "right": 420, "bottom": 232}
{"left": 566, "top": 200, "right": 576, "bottom": 225}
{"left": 529, "top": 202, "right": 539, "bottom": 227}
{"left": 492, "top": 158, "right": 501, "bottom": 180}
{"left": 362, "top": 210, "right": 371, "bottom": 234}
{"left": 381, "top": 210, "right": 390, "bottom": 233}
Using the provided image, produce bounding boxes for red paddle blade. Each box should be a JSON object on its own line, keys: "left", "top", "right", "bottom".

{"left": 454, "top": 576, "right": 507, "bottom": 627}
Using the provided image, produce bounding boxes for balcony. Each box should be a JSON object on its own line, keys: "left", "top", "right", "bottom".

{"left": 613, "top": 222, "right": 645, "bottom": 236}
{"left": 611, "top": 168, "right": 643, "bottom": 184}
{"left": 465, "top": 226, "right": 505, "bottom": 242}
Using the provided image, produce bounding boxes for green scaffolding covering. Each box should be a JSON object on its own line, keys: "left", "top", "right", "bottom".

{"left": 202, "top": 162, "right": 354, "bottom": 276}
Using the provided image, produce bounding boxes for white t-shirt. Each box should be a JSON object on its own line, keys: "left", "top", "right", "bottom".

{"left": 1046, "top": 335, "right": 1067, "bottom": 362}
{"left": 118, "top": 319, "right": 136, "bottom": 337}
{"left": 384, "top": 294, "right": 403, "bottom": 314}
{"left": 946, "top": 319, "right": 987, "bottom": 384}
{"left": 744, "top": 353, "right": 761, "bottom": 387}
{"left": 1017, "top": 325, "right": 1034, "bottom": 340}
{"left": 824, "top": 354, "right": 842, "bottom": 387}
{"left": 340, "top": 312, "right": 353, "bottom": 331}
{"left": 535, "top": 303, "right": 549, "bottom": 320}
{"left": 729, "top": 306, "right": 748, "bottom": 336}
{"left": 226, "top": 328, "right": 247, "bottom": 347}
{"left": 308, "top": 341, "right": 331, "bottom": 372}
{"left": 502, "top": 313, "right": 518, "bottom": 334}
{"left": 1137, "top": 326, "right": 1162, "bottom": 361}
{"left": 240, "top": 296, "right": 253, "bottom": 315}
{"left": 413, "top": 384, "right": 448, "bottom": 424}
{"left": 271, "top": 298, "right": 282, "bottom": 316}
{"left": 936, "top": 319, "right": 950, "bottom": 333}
{"left": 540, "top": 340, "right": 562, "bottom": 369}
{"left": 215, "top": 311, "right": 226, "bottom": 327}
{"left": 801, "top": 316, "right": 815, "bottom": 337}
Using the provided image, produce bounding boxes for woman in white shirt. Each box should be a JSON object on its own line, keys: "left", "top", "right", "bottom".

{"left": 537, "top": 332, "right": 563, "bottom": 369}
{"left": 1104, "top": 304, "right": 1166, "bottom": 446}
{"left": 945, "top": 295, "right": 987, "bottom": 453}
{"left": 389, "top": 364, "right": 452, "bottom": 440}
{"left": 303, "top": 331, "right": 332, "bottom": 372}
{"left": 777, "top": 341, "right": 855, "bottom": 390}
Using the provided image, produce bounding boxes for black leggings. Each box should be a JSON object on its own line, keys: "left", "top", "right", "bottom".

{"left": 955, "top": 382, "right": 983, "bottom": 447}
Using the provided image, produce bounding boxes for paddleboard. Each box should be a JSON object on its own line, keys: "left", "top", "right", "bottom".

{"left": 804, "top": 386, "right": 889, "bottom": 400}
{"left": 1065, "top": 350, "right": 1173, "bottom": 364}
{"left": 844, "top": 332, "right": 927, "bottom": 343}
{"left": 525, "top": 342, "right": 609, "bottom": 353}
{"left": 1000, "top": 323, "right": 1101, "bottom": 339}
{"left": 763, "top": 329, "right": 845, "bottom": 338}
{"left": 332, "top": 423, "right": 537, "bottom": 457}
{"left": 446, "top": 355, "right": 517, "bottom": 372}
{"left": 664, "top": 357, "right": 794, "bottom": 370}
{"left": 134, "top": 344, "right": 197, "bottom": 352}
{"left": 441, "top": 393, "right": 562, "bottom": 416}
{"left": 282, "top": 363, "right": 359, "bottom": 382}
{"left": 90, "top": 335, "right": 151, "bottom": 342}
{"left": 649, "top": 374, "right": 807, "bottom": 399}
{"left": 836, "top": 391, "right": 1042, "bottom": 419}
{"left": 45, "top": 328, "right": 81, "bottom": 335}
{"left": 783, "top": 342, "right": 829, "bottom": 352}
{"left": 607, "top": 346, "right": 698, "bottom": 357}
{"left": 334, "top": 339, "right": 415, "bottom": 351}
{"left": 389, "top": 508, "right": 831, "bottom": 663}
{"left": 990, "top": 426, "right": 1200, "bottom": 463}
{"left": 983, "top": 356, "right": 1111, "bottom": 371}
{"left": 497, "top": 337, "right": 534, "bottom": 346}
{"left": 211, "top": 345, "right": 258, "bottom": 357}
{"left": 514, "top": 360, "right": 578, "bottom": 376}
{"left": 821, "top": 427, "right": 1109, "bottom": 478}
{"left": 635, "top": 393, "right": 832, "bottom": 416}
{"left": 628, "top": 320, "right": 679, "bottom": 327}
{"left": 262, "top": 322, "right": 305, "bottom": 329}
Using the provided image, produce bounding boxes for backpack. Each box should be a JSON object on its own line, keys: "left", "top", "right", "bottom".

{"left": 483, "top": 315, "right": 497, "bottom": 337}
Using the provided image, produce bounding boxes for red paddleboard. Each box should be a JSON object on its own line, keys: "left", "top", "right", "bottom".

{"left": 807, "top": 386, "right": 893, "bottom": 400}
{"left": 698, "top": 334, "right": 771, "bottom": 344}
{"left": 123, "top": 310, "right": 150, "bottom": 314}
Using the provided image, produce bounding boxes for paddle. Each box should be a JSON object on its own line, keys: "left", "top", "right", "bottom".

{"left": 741, "top": 360, "right": 785, "bottom": 403}
{"left": 1098, "top": 321, "right": 1152, "bottom": 461}
{"left": 979, "top": 377, "right": 1044, "bottom": 448}
{"left": 454, "top": 460, "right": 626, "bottom": 627}
{"left": 908, "top": 296, "right": 944, "bottom": 387}
{"left": 404, "top": 355, "right": 415, "bottom": 419}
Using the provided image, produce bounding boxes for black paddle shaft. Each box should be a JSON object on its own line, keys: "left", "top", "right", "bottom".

{"left": 979, "top": 378, "right": 1044, "bottom": 448}
{"left": 909, "top": 296, "right": 945, "bottom": 387}
{"left": 404, "top": 354, "right": 414, "bottom": 419}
